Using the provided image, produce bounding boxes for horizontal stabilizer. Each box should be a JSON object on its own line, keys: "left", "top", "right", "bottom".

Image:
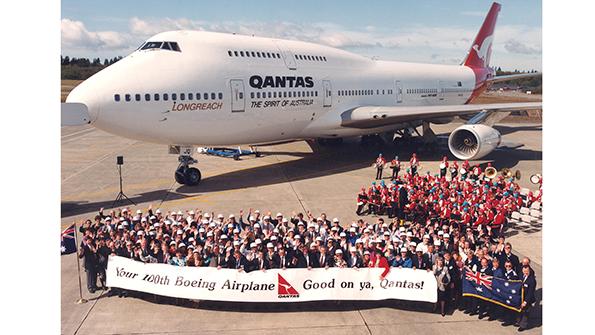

{"left": 61, "top": 103, "right": 91, "bottom": 126}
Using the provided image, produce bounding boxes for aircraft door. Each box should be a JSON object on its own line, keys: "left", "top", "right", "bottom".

{"left": 323, "top": 80, "right": 332, "bottom": 107}
{"left": 230, "top": 79, "right": 245, "bottom": 112}
{"left": 274, "top": 41, "right": 297, "bottom": 70}
{"left": 395, "top": 80, "right": 403, "bottom": 103}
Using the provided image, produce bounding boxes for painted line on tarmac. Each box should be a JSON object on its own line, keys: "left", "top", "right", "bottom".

{"left": 61, "top": 127, "right": 95, "bottom": 140}
{"left": 62, "top": 141, "right": 138, "bottom": 183}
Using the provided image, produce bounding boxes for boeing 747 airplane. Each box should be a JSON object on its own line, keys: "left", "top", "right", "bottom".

{"left": 63, "top": 2, "right": 541, "bottom": 185}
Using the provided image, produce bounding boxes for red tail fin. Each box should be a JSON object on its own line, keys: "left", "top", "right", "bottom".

{"left": 463, "top": 2, "right": 501, "bottom": 69}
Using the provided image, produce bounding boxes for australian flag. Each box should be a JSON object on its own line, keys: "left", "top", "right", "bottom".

{"left": 463, "top": 268, "right": 523, "bottom": 312}
{"left": 61, "top": 224, "right": 77, "bottom": 255}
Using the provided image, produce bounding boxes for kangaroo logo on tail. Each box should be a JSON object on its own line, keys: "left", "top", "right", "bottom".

{"left": 472, "top": 34, "right": 494, "bottom": 67}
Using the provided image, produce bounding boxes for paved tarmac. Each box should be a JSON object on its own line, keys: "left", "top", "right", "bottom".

{"left": 61, "top": 119, "right": 542, "bottom": 334}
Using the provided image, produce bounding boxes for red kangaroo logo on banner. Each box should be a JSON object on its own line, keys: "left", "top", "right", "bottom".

{"left": 277, "top": 274, "right": 300, "bottom": 298}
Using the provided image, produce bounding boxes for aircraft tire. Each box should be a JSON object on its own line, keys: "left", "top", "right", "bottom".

{"left": 175, "top": 167, "right": 186, "bottom": 185}
{"left": 184, "top": 167, "right": 201, "bottom": 186}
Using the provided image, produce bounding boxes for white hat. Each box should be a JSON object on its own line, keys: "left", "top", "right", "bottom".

{"left": 298, "top": 222, "right": 305, "bottom": 226}
{"left": 273, "top": 228, "right": 280, "bottom": 233}
{"left": 187, "top": 244, "right": 194, "bottom": 249}
{"left": 255, "top": 239, "right": 262, "bottom": 244}
{"left": 383, "top": 231, "right": 390, "bottom": 236}
{"left": 141, "top": 217, "right": 147, "bottom": 222}
{"left": 204, "top": 212, "right": 210, "bottom": 217}
{"left": 206, "top": 232, "right": 213, "bottom": 237}
{"left": 189, "top": 210, "right": 195, "bottom": 215}
{"left": 156, "top": 209, "right": 162, "bottom": 214}
{"left": 233, "top": 228, "right": 239, "bottom": 234}
{"left": 249, "top": 216, "right": 256, "bottom": 221}
{"left": 221, "top": 234, "right": 228, "bottom": 239}
{"left": 350, "top": 247, "right": 357, "bottom": 252}
{"left": 227, "top": 223, "right": 234, "bottom": 228}
{"left": 136, "top": 209, "right": 142, "bottom": 214}
{"left": 229, "top": 214, "right": 235, "bottom": 218}
{"left": 154, "top": 222, "right": 160, "bottom": 228}
{"left": 122, "top": 208, "right": 128, "bottom": 212}
{"left": 434, "top": 240, "right": 441, "bottom": 246}
{"left": 264, "top": 215, "right": 271, "bottom": 220}
{"left": 416, "top": 245, "right": 424, "bottom": 252}
{"left": 233, "top": 241, "right": 240, "bottom": 246}
{"left": 410, "top": 241, "right": 417, "bottom": 247}
{"left": 356, "top": 238, "right": 362, "bottom": 244}
{"left": 176, "top": 229, "right": 183, "bottom": 235}
{"left": 177, "top": 211, "right": 183, "bottom": 215}
{"left": 392, "top": 237, "right": 400, "bottom": 242}
{"left": 406, "top": 231, "right": 413, "bottom": 237}
{"left": 340, "top": 232, "right": 346, "bottom": 237}
{"left": 315, "top": 236, "right": 323, "bottom": 241}
{"left": 423, "top": 234, "right": 430, "bottom": 239}
{"left": 382, "top": 223, "right": 389, "bottom": 228}
{"left": 276, "top": 213, "right": 283, "bottom": 217}
{"left": 399, "top": 227, "right": 405, "bottom": 232}
{"left": 217, "top": 214, "right": 224, "bottom": 219}
{"left": 169, "top": 241, "right": 176, "bottom": 245}
{"left": 400, "top": 247, "right": 407, "bottom": 252}
{"left": 349, "top": 227, "right": 356, "bottom": 232}
{"left": 254, "top": 223, "right": 260, "bottom": 228}
{"left": 186, "top": 216, "right": 193, "bottom": 223}
{"left": 209, "top": 222, "right": 216, "bottom": 228}
{"left": 364, "top": 250, "right": 370, "bottom": 255}
{"left": 178, "top": 243, "right": 186, "bottom": 248}
{"left": 105, "top": 216, "right": 112, "bottom": 221}
{"left": 443, "top": 233, "right": 450, "bottom": 238}
{"left": 254, "top": 210, "right": 260, "bottom": 213}
{"left": 294, "top": 235, "right": 301, "bottom": 239}
{"left": 199, "top": 228, "right": 205, "bottom": 233}
{"left": 333, "top": 218, "right": 339, "bottom": 223}
{"left": 267, "top": 242, "right": 274, "bottom": 248}
{"left": 282, "top": 218, "right": 288, "bottom": 223}
{"left": 438, "top": 231, "right": 444, "bottom": 235}
{"left": 250, "top": 242, "right": 257, "bottom": 248}
{"left": 201, "top": 219, "right": 209, "bottom": 224}
{"left": 188, "top": 237, "right": 195, "bottom": 242}
{"left": 335, "top": 249, "right": 343, "bottom": 254}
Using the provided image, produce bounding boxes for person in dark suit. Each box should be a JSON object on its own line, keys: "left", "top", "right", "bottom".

{"left": 265, "top": 243, "right": 279, "bottom": 269}
{"left": 228, "top": 250, "right": 249, "bottom": 271}
{"left": 278, "top": 247, "right": 292, "bottom": 269}
{"left": 475, "top": 258, "right": 494, "bottom": 319}
{"left": 497, "top": 243, "right": 520, "bottom": 273}
{"left": 347, "top": 248, "right": 364, "bottom": 268}
{"left": 317, "top": 245, "right": 331, "bottom": 268}
{"left": 253, "top": 250, "right": 269, "bottom": 271}
{"left": 487, "top": 258, "right": 505, "bottom": 321}
{"left": 518, "top": 266, "right": 536, "bottom": 331}
{"left": 79, "top": 237, "right": 99, "bottom": 293}
{"left": 412, "top": 250, "right": 430, "bottom": 270}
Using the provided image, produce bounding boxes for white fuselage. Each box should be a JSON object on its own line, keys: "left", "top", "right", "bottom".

{"left": 67, "top": 30, "right": 478, "bottom": 146}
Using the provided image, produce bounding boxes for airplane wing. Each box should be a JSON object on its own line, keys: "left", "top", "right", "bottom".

{"left": 340, "top": 102, "right": 542, "bottom": 129}
{"left": 486, "top": 72, "right": 541, "bottom": 84}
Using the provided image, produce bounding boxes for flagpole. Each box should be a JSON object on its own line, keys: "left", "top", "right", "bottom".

{"left": 73, "top": 221, "right": 87, "bottom": 304}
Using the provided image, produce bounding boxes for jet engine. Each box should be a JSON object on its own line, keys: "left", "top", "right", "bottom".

{"left": 447, "top": 124, "right": 501, "bottom": 160}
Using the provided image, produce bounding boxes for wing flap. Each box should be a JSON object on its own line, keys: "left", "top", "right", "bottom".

{"left": 340, "top": 102, "right": 542, "bottom": 129}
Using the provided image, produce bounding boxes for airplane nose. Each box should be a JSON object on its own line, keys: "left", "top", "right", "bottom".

{"left": 65, "top": 79, "right": 100, "bottom": 123}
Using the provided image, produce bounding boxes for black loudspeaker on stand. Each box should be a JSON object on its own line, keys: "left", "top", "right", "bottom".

{"left": 112, "top": 155, "right": 136, "bottom": 208}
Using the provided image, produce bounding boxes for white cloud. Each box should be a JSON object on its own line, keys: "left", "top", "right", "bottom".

{"left": 504, "top": 39, "right": 541, "bottom": 54}
{"left": 61, "top": 19, "right": 129, "bottom": 51}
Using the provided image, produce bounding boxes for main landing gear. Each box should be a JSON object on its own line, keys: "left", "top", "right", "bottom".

{"left": 172, "top": 146, "right": 202, "bottom": 186}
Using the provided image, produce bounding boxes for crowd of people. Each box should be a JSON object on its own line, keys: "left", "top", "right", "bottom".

{"left": 74, "top": 153, "right": 539, "bottom": 332}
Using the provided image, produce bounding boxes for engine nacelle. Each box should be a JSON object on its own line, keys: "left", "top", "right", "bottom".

{"left": 448, "top": 124, "right": 501, "bottom": 160}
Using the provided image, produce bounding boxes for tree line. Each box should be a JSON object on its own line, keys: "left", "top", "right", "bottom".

{"left": 61, "top": 55, "right": 123, "bottom": 80}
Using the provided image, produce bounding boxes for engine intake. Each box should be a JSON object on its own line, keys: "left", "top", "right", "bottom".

{"left": 448, "top": 124, "right": 501, "bottom": 160}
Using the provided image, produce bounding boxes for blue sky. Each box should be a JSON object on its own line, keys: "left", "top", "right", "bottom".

{"left": 61, "top": 0, "right": 542, "bottom": 70}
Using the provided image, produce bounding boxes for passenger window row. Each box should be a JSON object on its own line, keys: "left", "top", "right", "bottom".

{"left": 407, "top": 88, "right": 438, "bottom": 94}
{"left": 295, "top": 54, "right": 327, "bottom": 62}
{"left": 338, "top": 89, "right": 393, "bottom": 96}
{"left": 227, "top": 50, "right": 281, "bottom": 59}
{"left": 250, "top": 90, "right": 318, "bottom": 99}
{"left": 114, "top": 92, "right": 223, "bottom": 102}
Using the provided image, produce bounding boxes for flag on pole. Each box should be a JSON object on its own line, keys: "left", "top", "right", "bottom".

{"left": 61, "top": 224, "right": 77, "bottom": 255}
{"left": 462, "top": 268, "right": 523, "bottom": 312}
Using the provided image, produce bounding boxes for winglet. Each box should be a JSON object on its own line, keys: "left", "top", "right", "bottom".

{"left": 463, "top": 2, "right": 501, "bottom": 69}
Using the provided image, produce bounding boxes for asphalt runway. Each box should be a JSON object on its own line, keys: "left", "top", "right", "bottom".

{"left": 61, "top": 119, "right": 542, "bottom": 334}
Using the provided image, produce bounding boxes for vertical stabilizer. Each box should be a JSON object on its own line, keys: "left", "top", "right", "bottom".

{"left": 463, "top": 2, "right": 501, "bottom": 69}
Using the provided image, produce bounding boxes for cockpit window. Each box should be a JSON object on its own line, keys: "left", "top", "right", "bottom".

{"left": 141, "top": 42, "right": 162, "bottom": 50}
{"left": 139, "top": 41, "right": 181, "bottom": 52}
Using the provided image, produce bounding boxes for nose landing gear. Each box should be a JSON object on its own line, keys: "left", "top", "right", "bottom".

{"left": 172, "top": 146, "right": 202, "bottom": 186}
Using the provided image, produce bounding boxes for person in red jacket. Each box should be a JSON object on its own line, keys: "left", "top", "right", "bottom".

{"left": 369, "top": 250, "right": 390, "bottom": 279}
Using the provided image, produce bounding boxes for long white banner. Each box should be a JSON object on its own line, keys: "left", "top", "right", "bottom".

{"left": 106, "top": 255, "right": 437, "bottom": 303}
